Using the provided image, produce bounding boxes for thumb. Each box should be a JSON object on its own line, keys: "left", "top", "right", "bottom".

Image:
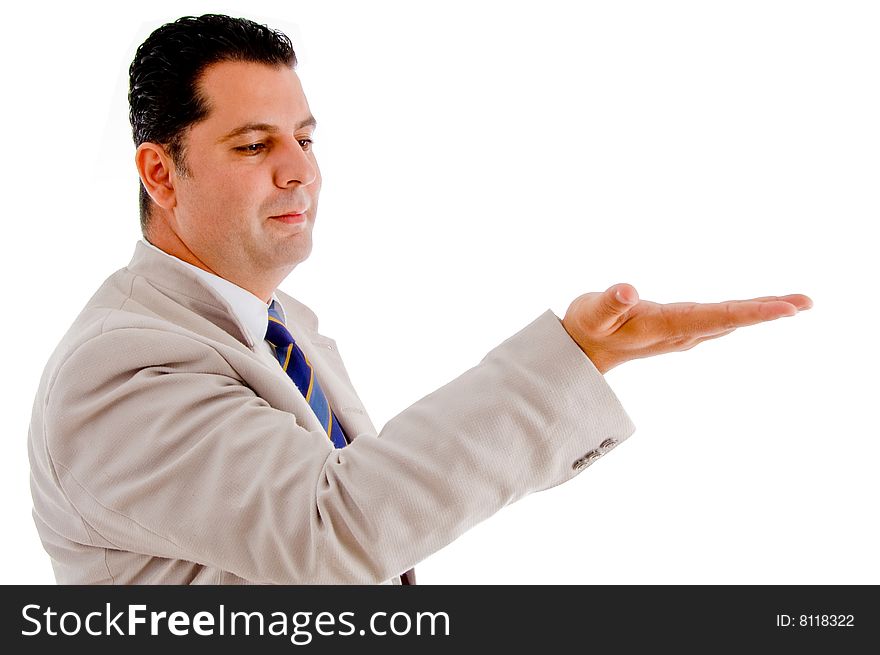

{"left": 594, "top": 283, "right": 638, "bottom": 327}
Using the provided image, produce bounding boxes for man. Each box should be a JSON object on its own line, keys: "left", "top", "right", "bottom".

{"left": 27, "top": 14, "right": 812, "bottom": 585}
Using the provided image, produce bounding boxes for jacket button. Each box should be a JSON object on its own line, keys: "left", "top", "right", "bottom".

{"left": 572, "top": 449, "right": 602, "bottom": 471}
{"left": 599, "top": 438, "right": 618, "bottom": 451}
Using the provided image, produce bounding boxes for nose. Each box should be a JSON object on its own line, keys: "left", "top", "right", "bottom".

{"left": 273, "top": 137, "right": 317, "bottom": 188}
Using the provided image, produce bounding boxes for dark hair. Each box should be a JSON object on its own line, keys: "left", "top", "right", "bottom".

{"left": 128, "top": 14, "right": 297, "bottom": 236}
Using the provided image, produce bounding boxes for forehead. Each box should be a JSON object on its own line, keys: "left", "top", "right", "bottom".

{"left": 195, "top": 60, "right": 311, "bottom": 129}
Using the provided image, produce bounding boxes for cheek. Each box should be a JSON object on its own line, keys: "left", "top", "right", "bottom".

{"left": 176, "top": 176, "right": 239, "bottom": 237}
{"left": 199, "top": 169, "right": 261, "bottom": 215}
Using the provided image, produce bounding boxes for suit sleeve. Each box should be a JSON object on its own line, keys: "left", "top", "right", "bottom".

{"left": 44, "top": 309, "right": 636, "bottom": 583}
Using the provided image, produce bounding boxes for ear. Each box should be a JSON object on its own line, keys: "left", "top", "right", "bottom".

{"left": 135, "top": 142, "right": 178, "bottom": 211}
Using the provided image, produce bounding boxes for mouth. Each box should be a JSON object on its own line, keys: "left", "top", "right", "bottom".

{"left": 269, "top": 211, "right": 307, "bottom": 224}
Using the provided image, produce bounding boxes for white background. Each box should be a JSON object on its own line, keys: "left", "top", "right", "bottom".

{"left": 2, "top": 0, "right": 877, "bottom": 584}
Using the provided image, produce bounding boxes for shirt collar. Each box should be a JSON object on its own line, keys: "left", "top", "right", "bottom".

{"left": 139, "top": 238, "right": 285, "bottom": 345}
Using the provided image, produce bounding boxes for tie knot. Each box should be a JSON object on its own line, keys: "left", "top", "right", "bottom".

{"left": 267, "top": 299, "right": 285, "bottom": 324}
{"left": 266, "top": 300, "right": 294, "bottom": 348}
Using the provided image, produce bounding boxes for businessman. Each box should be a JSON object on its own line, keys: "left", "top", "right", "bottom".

{"left": 27, "top": 14, "right": 812, "bottom": 585}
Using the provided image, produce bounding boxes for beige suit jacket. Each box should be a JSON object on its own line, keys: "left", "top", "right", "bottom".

{"left": 28, "top": 240, "right": 636, "bottom": 584}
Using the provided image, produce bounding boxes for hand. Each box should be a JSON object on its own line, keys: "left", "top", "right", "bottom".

{"left": 561, "top": 283, "right": 813, "bottom": 374}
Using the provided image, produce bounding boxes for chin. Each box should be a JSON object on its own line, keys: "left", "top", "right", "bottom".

{"left": 278, "top": 238, "right": 313, "bottom": 267}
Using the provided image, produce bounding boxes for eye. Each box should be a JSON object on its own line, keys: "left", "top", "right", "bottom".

{"left": 298, "top": 138, "right": 314, "bottom": 151}
{"left": 235, "top": 143, "right": 266, "bottom": 154}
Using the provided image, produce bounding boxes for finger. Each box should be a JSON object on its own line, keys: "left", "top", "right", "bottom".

{"left": 612, "top": 283, "right": 639, "bottom": 306}
{"left": 719, "top": 293, "right": 813, "bottom": 311}
{"left": 680, "top": 300, "right": 799, "bottom": 336}
{"left": 593, "top": 283, "right": 639, "bottom": 330}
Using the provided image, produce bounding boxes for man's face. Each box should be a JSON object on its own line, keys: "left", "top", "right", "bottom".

{"left": 168, "top": 60, "right": 321, "bottom": 288}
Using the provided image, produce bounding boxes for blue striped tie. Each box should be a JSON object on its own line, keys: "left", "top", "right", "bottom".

{"left": 265, "top": 300, "right": 349, "bottom": 448}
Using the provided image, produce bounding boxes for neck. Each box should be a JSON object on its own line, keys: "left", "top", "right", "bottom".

{"left": 146, "top": 214, "right": 280, "bottom": 305}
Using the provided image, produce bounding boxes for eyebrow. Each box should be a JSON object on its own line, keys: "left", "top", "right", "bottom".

{"left": 217, "top": 115, "right": 317, "bottom": 143}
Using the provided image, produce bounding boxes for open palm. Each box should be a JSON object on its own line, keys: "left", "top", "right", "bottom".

{"left": 562, "top": 283, "right": 814, "bottom": 374}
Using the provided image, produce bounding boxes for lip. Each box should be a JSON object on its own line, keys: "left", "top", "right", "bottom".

{"left": 270, "top": 212, "right": 307, "bottom": 224}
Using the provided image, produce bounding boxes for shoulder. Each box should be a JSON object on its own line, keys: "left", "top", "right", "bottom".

{"left": 42, "top": 281, "right": 237, "bottom": 407}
